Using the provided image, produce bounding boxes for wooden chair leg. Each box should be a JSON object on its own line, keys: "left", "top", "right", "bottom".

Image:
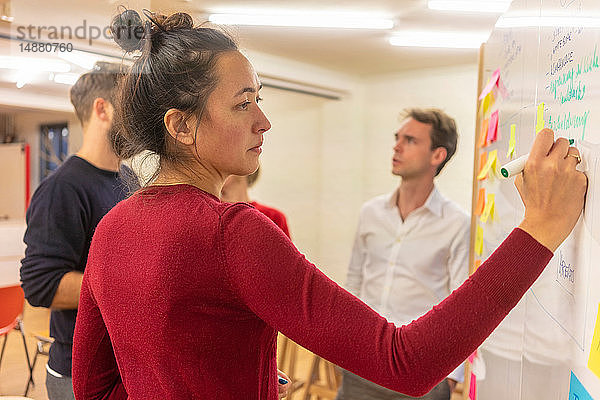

{"left": 278, "top": 335, "right": 306, "bottom": 399}
{"left": 278, "top": 334, "right": 289, "bottom": 366}
{"left": 303, "top": 355, "right": 340, "bottom": 400}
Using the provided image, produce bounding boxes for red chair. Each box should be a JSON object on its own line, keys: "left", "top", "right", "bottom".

{"left": 0, "top": 285, "right": 33, "bottom": 396}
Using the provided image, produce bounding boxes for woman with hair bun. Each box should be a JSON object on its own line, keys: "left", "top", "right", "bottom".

{"left": 72, "top": 9, "right": 586, "bottom": 400}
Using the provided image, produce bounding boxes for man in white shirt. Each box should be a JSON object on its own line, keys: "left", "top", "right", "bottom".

{"left": 336, "top": 108, "right": 470, "bottom": 400}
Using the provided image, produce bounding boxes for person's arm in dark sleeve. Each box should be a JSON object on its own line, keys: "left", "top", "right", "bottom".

{"left": 20, "top": 181, "right": 87, "bottom": 309}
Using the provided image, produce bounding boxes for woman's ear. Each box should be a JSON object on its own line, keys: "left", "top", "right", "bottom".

{"left": 164, "top": 109, "right": 195, "bottom": 145}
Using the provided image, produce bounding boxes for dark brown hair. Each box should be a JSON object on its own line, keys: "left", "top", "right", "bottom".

{"left": 69, "top": 62, "right": 122, "bottom": 126}
{"left": 110, "top": 10, "right": 238, "bottom": 183}
{"left": 400, "top": 108, "right": 458, "bottom": 176}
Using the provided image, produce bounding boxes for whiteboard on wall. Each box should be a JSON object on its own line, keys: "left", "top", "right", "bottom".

{"left": 474, "top": 0, "right": 600, "bottom": 398}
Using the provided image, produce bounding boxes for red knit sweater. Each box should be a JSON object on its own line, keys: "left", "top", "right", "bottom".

{"left": 250, "top": 201, "right": 290, "bottom": 238}
{"left": 72, "top": 185, "right": 552, "bottom": 400}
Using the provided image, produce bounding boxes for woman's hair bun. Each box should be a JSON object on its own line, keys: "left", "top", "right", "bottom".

{"left": 111, "top": 9, "right": 145, "bottom": 52}
{"left": 153, "top": 12, "right": 194, "bottom": 31}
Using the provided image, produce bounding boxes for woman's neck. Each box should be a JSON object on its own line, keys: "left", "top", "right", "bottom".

{"left": 153, "top": 167, "right": 222, "bottom": 197}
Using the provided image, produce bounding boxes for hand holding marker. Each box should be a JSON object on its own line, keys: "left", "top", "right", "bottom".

{"left": 500, "top": 139, "right": 578, "bottom": 178}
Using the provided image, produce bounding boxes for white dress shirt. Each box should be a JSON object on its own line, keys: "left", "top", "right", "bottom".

{"left": 346, "top": 186, "right": 470, "bottom": 382}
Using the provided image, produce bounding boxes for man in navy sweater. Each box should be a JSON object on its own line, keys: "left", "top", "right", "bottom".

{"left": 21, "top": 62, "right": 131, "bottom": 400}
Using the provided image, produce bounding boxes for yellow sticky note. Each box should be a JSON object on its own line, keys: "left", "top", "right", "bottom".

{"left": 477, "top": 150, "right": 497, "bottom": 180}
{"left": 489, "top": 150, "right": 498, "bottom": 176}
{"left": 480, "top": 193, "right": 495, "bottom": 223}
{"left": 475, "top": 225, "right": 483, "bottom": 256}
{"left": 588, "top": 304, "right": 600, "bottom": 379}
{"left": 507, "top": 124, "right": 516, "bottom": 159}
{"left": 482, "top": 92, "right": 494, "bottom": 115}
{"left": 536, "top": 102, "right": 545, "bottom": 133}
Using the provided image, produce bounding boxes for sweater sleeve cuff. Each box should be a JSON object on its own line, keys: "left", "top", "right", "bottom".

{"left": 473, "top": 227, "right": 554, "bottom": 310}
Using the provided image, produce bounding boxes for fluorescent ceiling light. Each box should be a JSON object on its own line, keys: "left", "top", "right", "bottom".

{"left": 428, "top": 0, "right": 511, "bottom": 13}
{"left": 14, "top": 72, "right": 33, "bottom": 89}
{"left": 496, "top": 15, "right": 600, "bottom": 28}
{"left": 208, "top": 12, "right": 394, "bottom": 29}
{"left": 53, "top": 73, "right": 80, "bottom": 85}
{"left": 0, "top": 56, "right": 71, "bottom": 73}
{"left": 389, "top": 31, "right": 489, "bottom": 48}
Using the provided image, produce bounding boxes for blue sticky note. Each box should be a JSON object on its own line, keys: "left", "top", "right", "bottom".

{"left": 569, "top": 371, "right": 594, "bottom": 400}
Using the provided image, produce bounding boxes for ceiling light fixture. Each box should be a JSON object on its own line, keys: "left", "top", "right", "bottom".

{"left": 208, "top": 12, "right": 394, "bottom": 29}
{"left": 15, "top": 73, "right": 32, "bottom": 89}
{"left": 389, "top": 31, "right": 489, "bottom": 49}
{"left": 428, "top": 0, "right": 512, "bottom": 14}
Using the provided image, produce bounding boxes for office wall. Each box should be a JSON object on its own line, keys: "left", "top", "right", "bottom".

{"left": 363, "top": 63, "right": 479, "bottom": 213}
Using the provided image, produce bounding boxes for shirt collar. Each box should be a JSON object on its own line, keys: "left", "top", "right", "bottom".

{"left": 385, "top": 186, "right": 444, "bottom": 217}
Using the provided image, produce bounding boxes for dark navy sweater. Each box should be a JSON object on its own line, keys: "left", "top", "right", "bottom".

{"left": 21, "top": 155, "right": 132, "bottom": 376}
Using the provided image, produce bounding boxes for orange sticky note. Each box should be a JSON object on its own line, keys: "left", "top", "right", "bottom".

{"left": 477, "top": 152, "right": 488, "bottom": 180}
{"left": 474, "top": 259, "right": 482, "bottom": 272}
{"left": 587, "top": 304, "right": 600, "bottom": 379}
{"left": 475, "top": 188, "right": 485, "bottom": 216}
{"left": 475, "top": 225, "right": 483, "bottom": 256}
{"left": 480, "top": 193, "right": 495, "bottom": 223}
{"left": 479, "top": 119, "right": 490, "bottom": 148}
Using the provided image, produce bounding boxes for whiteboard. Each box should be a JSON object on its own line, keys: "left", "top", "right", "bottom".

{"left": 474, "top": 0, "right": 600, "bottom": 398}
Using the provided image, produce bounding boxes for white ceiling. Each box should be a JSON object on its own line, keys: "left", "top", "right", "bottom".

{"left": 153, "top": 0, "right": 501, "bottom": 75}
{"left": 2, "top": 0, "right": 502, "bottom": 78}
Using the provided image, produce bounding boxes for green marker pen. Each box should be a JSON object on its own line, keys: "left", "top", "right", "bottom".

{"left": 500, "top": 139, "right": 575, "bottom": 178}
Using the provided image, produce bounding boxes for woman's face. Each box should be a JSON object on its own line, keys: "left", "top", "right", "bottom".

{"left": 195, "top": 51, "right": 271, "bottom": 178}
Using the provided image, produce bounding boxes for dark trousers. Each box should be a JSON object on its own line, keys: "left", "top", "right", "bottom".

{"left": 336, "top": 370, "right": 451, "bottom": 400}
{"left": 46, "top": 369, "right": 75, "bottom": 400}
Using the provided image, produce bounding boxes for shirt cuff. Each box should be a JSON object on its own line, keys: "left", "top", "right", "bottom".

{"left": 448, "top": 362, "right": 465, "bottom": 383}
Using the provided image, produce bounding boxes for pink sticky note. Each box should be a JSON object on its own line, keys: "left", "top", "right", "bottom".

{"left": 487, "top": 110, "right": 499, "bottom": 143}
{"left": 479, "top": 68, "right": 501, "bottom": 100}
{"left": 469, "top": 372, "right": 477, "bottom": 400}
{"left": 498, "top": 77, "right": 509, "bottom": 99}
{"left": 468, "top": 350, "right": 478, "bottom": 364}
